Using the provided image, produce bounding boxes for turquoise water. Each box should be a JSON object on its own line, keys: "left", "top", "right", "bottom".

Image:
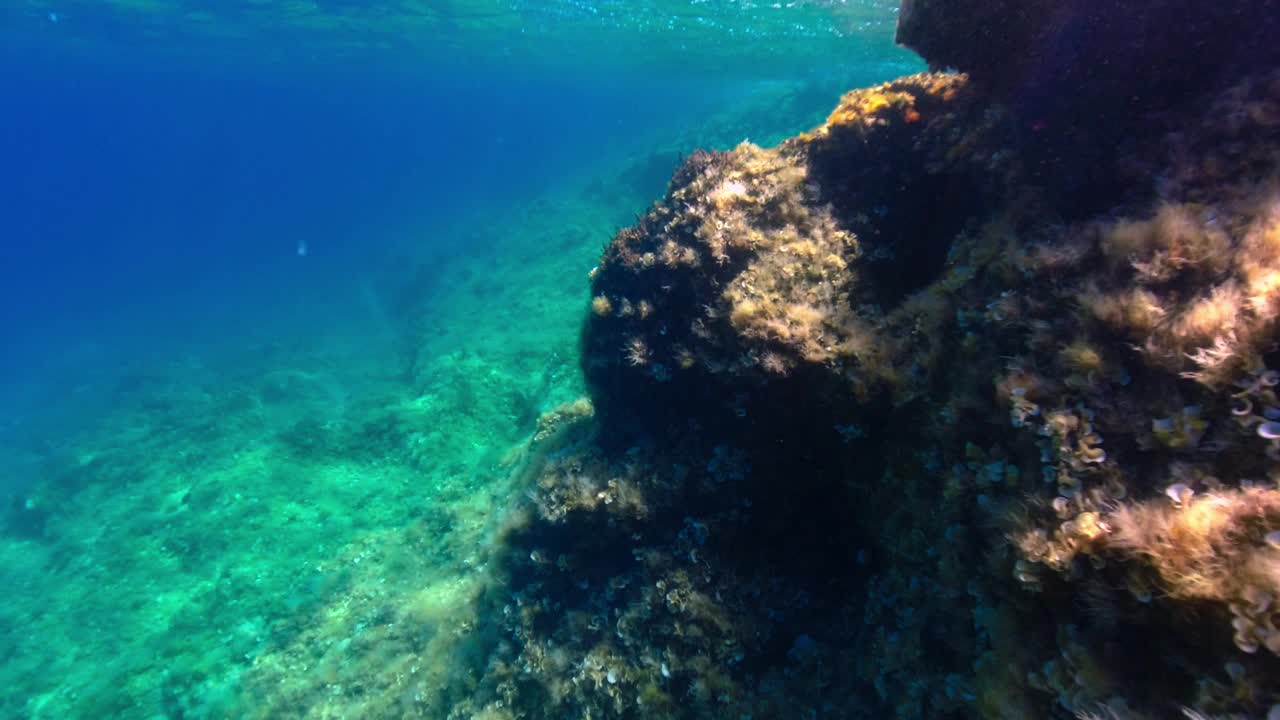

{"left": 18, "top": 3, "right": 1280, "bottom": 718}
{"left": 1, "top": 2, "right": 920, "bottom": 717}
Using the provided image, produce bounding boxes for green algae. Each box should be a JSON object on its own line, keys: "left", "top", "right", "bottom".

{"left": 0, "top": 243, "right": 562, "bottom": 716}
{"left": 0, "top": 74, "right": 847, "bottom": 718}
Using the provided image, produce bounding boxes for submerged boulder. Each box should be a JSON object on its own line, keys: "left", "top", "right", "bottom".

{"left": 582, "top": 72, "right": 1009, "bottom": 442}
{"left": 457, "top": 5, "right": 1280, "bottom": 720}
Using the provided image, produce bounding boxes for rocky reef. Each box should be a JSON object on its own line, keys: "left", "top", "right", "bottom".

{"left": 445, "top": 3, "right": 1280, "bottom": 719}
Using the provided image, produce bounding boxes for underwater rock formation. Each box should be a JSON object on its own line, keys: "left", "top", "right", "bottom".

{"left": 898, "top": 0, "right": 1280, "bottom": 219}
{"left": 451, "top": 6, "right": 1280, "bottom": 720}
{"left": 582, "top": 73, "right": 1006, "bottom": 441}
{"left": 897, "top": 0, "right": 1280, "bottom": 107}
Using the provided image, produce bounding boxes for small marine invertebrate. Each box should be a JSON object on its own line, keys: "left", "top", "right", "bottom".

{"left": 1164, "top": 483, "right": 1195, "bottom": 507}
{"left": 592, "top": 295, "right": 614, "bottom": 317}
{"left": 1059, "top": 340, "right": 1104, "bottom": 376}
{"left": 1007, "top": 386, "right": 1040, "bottom": 428}
{"left": 1231, "top": 396, "right": 1254, "bottom": 416}
{"left": 674, "top": 346, "right": 697, "bottom": 369}
{"left": 759, "top": 351, "right": 791, "bottom": 376}
{"left": 1150, "top": 406, "right": 1209, "bottom": 450}
{"left": 624, "top": 336, "right": 651, "bottom": 366}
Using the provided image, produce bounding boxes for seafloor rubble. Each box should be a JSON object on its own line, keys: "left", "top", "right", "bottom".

{"left": 439, "top": 3, "right": 1280, "bottom": 719}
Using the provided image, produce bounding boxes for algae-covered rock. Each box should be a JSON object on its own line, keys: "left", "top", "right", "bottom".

{"left": 488, "top": 9, "right": 1280, "bottom": 719}
{"left": 583, "top": 72, "right": 1010, "bottom": 442}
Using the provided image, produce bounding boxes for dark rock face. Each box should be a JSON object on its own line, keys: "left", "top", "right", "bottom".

{"left": 450, "top": 8, "right": 1280, "bottom": 720}
{"left": 898, "top": 0, "right": 1280, "bottom": 217}
{"left": 582, "top": 74, "right": 1009, "bottom": 444}
{"left": 897, "top": 0, "right": 1280, "bottom": 109}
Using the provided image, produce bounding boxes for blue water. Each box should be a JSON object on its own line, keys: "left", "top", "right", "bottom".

{"left": 2, "top": 5, "right": 914, "bottom": 375}
{"left": 0, "top": 3, "right": 921, "bottom": 717}
{"left": 2, "top": 60, "right": 709, "bottom": 341}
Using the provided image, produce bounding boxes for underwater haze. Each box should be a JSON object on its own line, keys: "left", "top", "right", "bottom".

{"left": 1, "top": 1, "right": 918, "bottom": 718}
{"left": 15, "top": 1, "right": 1280, "bottom": 718}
